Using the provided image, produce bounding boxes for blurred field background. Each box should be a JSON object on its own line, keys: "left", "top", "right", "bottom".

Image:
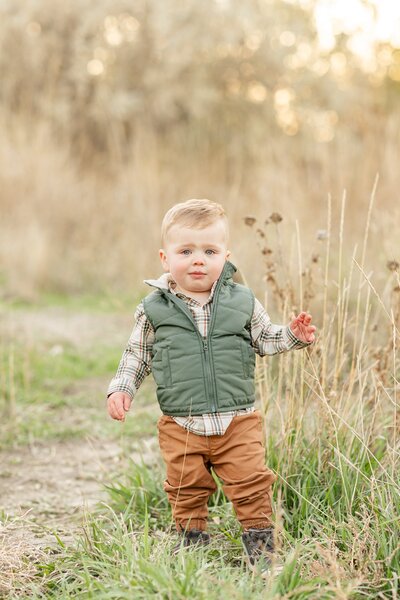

{"left": 0, "top": 0, "right": 399, "bottom": 598}
{"left": 0, "top": 0, "right": 399, "bottom": 299}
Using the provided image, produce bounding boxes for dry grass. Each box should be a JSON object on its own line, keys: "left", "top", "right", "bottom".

{"left": 0, "top": 111, "right": 399, "bottom": 301}
{"left": 0, "top": 514, "right": 49, "bottom": 595}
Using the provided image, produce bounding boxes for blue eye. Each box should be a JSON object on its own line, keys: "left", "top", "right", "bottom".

{"left": 181, "top": 249, "right": 191, "bottom": 255}
{"left": 205, "top": 249, "right": 215, "bottom": 255}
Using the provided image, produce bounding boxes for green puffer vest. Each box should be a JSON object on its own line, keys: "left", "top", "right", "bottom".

{"left": 142, "top": 261, "right": 256, "bottom": 416}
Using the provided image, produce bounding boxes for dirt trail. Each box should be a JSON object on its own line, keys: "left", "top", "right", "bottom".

{"left": 0, "top": 305, "right": 134, "bottom": 350}
{"left": 0, "top": 306, "right": 157, "bottom": 587}
{"left": 0, "top": 437, "right": 123, "bottom": 545}
{"left": 0, "top": 434, "right": 159, "bottom": 596}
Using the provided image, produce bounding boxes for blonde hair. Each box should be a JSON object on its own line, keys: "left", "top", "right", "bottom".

{"left": 161, "top": 198, "right": 229, "bottom": 245}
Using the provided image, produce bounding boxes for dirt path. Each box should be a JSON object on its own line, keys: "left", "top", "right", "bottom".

{"left": 0, "top": 438, "right": 122, "bottom": 543}
{"left": 0, "top": 306, "right": 158, "bottom": 593}
{"left": 0, "top": 307, "right": 144, "bottom": 543}
{"left": 0, "top": 435, "right": 158, "bottom": 540}
{"left": 0, "top": 306, "right": 133, "bottom": 350}
{"left": 0, "top": 435, "right": 159, "bottom": 596}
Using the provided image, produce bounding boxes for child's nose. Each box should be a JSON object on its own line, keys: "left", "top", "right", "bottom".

{"left": 193, "top": 254, "right": 205, "bottom": 265}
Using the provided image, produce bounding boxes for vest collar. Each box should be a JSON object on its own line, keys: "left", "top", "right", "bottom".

{"left": 143, "top": 260, "right": 237, "bottom": 291}
{"left": 221, "top": 260, "right": 237, "bottom": 282}
{"left": 143, "top": 272, "right": 171, "bottom": 291}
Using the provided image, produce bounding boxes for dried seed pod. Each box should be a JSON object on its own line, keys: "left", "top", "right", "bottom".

{"left": 244, "top": 216, "right": 257, "bottom": 226}
{"left": 256, "top": 228, "right": 265, "bottom": 238}
{"left": 387, "top": 260, "right": 399, "bottom": 272}
{"left": 269, "top": 212, "right": 283, "bottom": 224}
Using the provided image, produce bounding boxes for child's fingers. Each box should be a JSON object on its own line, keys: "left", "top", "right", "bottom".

{"left": 108, "top": 398, "right": 124, "bottom": 420}
{"left": 123, "top": 396, "right": 131, "bottom": 411}
{"left": 109, "top": 401, "right": 119, "bottom": 420}
{"left": 107, "top": 400, "right": 116, "bottom": 419}
{"left": 115, "top": 399, "right": 125, "bottom": 419}
{"left": 295, "top": 312, "right": 309, "bottom": 324}
{"left": 107, "top": 398, "right": 114, "bottom": 418}
{"left": 301, "top": 313, "right": 313, "bottom": 324}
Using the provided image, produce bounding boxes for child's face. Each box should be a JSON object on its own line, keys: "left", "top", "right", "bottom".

{"left": 159, "top": 219, "right": 231, "bottom": 296}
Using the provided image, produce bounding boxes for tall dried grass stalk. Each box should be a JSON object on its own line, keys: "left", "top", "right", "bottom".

{"left": 253, "top": 178, "right": 399, "bottom": 528}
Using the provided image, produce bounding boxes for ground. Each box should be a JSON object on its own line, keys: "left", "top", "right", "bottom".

{"left": 0, "top": 302, "right": 160, "bottom": 595}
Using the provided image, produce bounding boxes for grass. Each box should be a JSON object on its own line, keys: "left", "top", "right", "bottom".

{"left": 6, "top": 455, "right": 398, "bottom": 598}
{"left": 0, "top": 290, "right": 139, "bottom": 314}
{"left": 0, "top": 337, "right": 159, "bottom": 448}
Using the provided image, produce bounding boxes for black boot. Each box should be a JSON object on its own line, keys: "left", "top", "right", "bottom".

{"left": 241, "top": 526, "right": 275, "bottom": 572}
{"left": 173, "top": 528, "right": 211, "bottom": 554}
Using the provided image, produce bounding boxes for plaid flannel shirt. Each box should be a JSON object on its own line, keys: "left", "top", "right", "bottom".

{"left": 107, "top": 273, "right": 310, "bottom": 435}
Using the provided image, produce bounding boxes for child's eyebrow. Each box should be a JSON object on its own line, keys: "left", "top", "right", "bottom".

{"left": 175, "top": 243, "right": 221, "bottom": 249}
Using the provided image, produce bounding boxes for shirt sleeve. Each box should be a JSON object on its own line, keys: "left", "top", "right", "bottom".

{"left": 106, "top": 302, "right": 154, "bottom": 400}
{"left": 250, "top": 298, "right": 312, "bottom": 357}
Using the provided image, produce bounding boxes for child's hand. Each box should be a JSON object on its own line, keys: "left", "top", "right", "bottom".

{"left": 289, "top": 312, "right": 316, "bottom": 343}
{"left": 107, "top": 392, "right": 132, "bottom": 421}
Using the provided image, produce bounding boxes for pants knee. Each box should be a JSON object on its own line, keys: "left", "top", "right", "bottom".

{"left": 222, "top": 469, "right": 276, "bottom": 504}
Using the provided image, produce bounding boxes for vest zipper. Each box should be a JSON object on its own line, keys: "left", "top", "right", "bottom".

{"left": 202, "top": 338, "right": 216, "bottom": 412}
{"left": 204, "top": 267, "right": 227, "bottom": 412}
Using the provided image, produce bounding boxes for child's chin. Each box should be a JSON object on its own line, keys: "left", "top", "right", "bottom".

{"left": 189, "top": 283, "right": 209, "bottom": 292}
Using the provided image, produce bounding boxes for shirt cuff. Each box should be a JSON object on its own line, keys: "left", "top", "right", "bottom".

{"left": 107, "top": 377, "right": 137, "bottom": 399}
{"left": 284, "top": 325, "right": 313, "bottom": 349}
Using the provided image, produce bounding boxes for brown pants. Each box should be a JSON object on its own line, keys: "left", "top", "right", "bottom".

{"left": 157, "top": 410, "right": 277, "bottom": 532}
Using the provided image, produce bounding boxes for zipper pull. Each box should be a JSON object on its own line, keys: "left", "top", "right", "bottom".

{"left": 203, "top": 339, "right": 208, "bottom": 351}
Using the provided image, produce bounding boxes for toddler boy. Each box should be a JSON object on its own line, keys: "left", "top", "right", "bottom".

{"left": 107, "top": 198, "right": 316, "bottom": 571}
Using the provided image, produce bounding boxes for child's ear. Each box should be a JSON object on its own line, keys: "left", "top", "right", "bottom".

{"left": 226, "top": 250, "right": 231, "bottom": 260}
{"left": 159, "top": 249, "right": 169, "bottom": 272}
